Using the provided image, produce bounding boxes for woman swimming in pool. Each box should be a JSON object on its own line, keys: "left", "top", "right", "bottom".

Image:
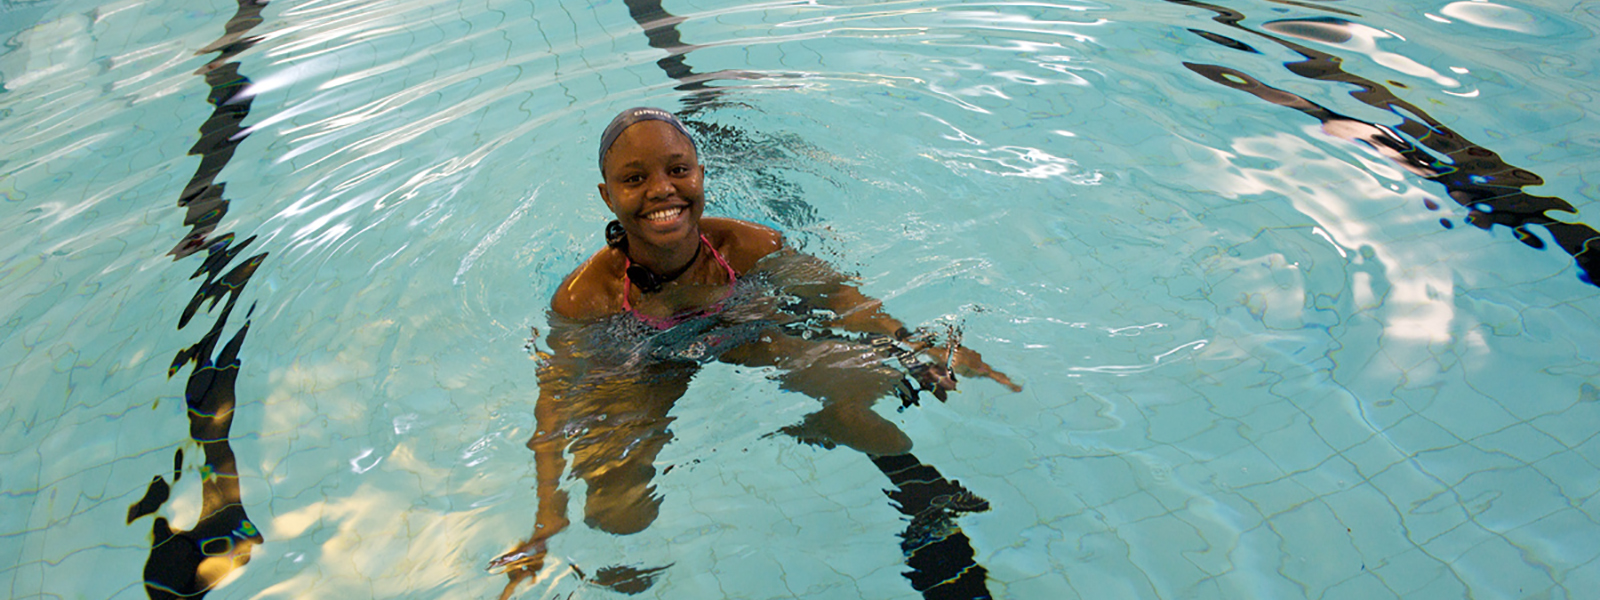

{"left": 493, "top": 107, "right": 1020, "bottom": 599}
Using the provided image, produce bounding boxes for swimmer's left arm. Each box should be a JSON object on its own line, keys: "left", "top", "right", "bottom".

{"left": 822, "top": 277, "right": 1021, "bottom": 392}
{"left": 758, "top": 242, "right": 1022, "bottom": 393}
{"left": 714, "top": 219, "right": 907, "bottom": 335}
{"left": 810, "top": 282, "right": 906, "bottom": 337}
{"left": 718, "top": 217, "right": 1019, "bottom": 392}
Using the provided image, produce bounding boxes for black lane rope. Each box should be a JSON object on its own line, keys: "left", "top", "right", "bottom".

{"left": 1170, "top": 0, "right": 1600, "bottom": 287}
{"left": 125, "top": 1, "right": 271, "bottom": 598}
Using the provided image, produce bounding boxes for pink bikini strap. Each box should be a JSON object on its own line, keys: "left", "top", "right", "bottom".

{"left": 621, "top": 234, "right": 737, "bottom": 315}
{"left": 705, "top": 234, "right": 737, "bottom": 281}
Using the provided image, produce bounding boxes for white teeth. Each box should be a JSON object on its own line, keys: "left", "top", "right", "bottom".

{"left": 644, "top": 207, "right": 683, "bottom": 221}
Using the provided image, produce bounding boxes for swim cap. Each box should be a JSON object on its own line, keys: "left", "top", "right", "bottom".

{"left": 597, "top": 107, "right": 697, "bottom": 175}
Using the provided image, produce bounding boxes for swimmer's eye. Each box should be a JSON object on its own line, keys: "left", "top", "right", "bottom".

{"left": 669, "top": 165, "right": 692, "bottom": 177}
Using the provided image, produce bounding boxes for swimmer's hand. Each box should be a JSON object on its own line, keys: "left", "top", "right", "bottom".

{"left": 908, "top": 362, "right": 958, "bottom": 402}
{"left": 925, "top": 345, "right": 1023, "bottom": 393}
{"left": 489, "top": 540, "right": 544, "bottom": 573}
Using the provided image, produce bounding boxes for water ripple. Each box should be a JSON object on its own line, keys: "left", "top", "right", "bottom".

{"left": 3, "top": 0, "right": 1599, "bottom": 598}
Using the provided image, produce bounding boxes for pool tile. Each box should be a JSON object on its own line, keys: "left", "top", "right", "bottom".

{"left": 1174, "top": 413, "right": 1253, "bottom": 460}
{"left": 1052, "top": 530, "right": 1161, "bottom": 598}
{"left": 1301, "top": 390, "right": 1386, "bottom": 452}
{"left": 1458, "top": 466, "right": 1570, "bottom": 533}
{"left": 1254, "top": 412, "right": 1338, "bottom": 475}
{"left": 1380, "top": 413, "right": 1467, "bottom": 458}
{"left": 1236, "top": 476, "right": 1317, "bottom": 520}
{"left": 1472, "top": 422, "right": 1568, "bottom": 464}
{"left": 992, "top": 568, "right": 1074, "bottom": 600}
{"left": 1417, "top": 391, "right": 1523, "bottom": 443}
{"left": 1417, "top": 519, "right": 1495, "bottom": 564}
{"left": 1120, "top": 514, "right": 1211, "bottom": 596}
{"left": 1340, "top": 434, "right": 1409, "bottom": 481}
{"left": 1507, "top": 508, "right": 1600, "bottom": 573}
{"left": 1323, "top": 486, "right": 1413, "bottom": 558}
{"left": 1366, "top": 463, "right": 1464, "bottom": 544}
{"left": 1410, "top": 440, "right": 1521, "bottom": 489}
{"left": 1454, "top": 535, "right": 1564, "bottom": 598}
{"left": 1369, "top": 547, "right": 1461, "bottom": 598}
{"left": 1274, "top": 500, "right": 1367, "bottom": 596}
{"left": 1280, "top": 461, "right": 1362, "bottom": 511}
{"left": 1532, "top": 450, "right": 1600, "bottom": 502}
{"left": 1530, "top": 396, "right": 1600, "bottom": 449}
{"left": 1321, "top": 571, "right": 1401, "bottom": 600}
{"left": 1206, "top": 443, "right": 1287, "bottom": 490}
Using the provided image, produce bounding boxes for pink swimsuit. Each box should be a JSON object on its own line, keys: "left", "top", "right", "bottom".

{"left": 621, "top": 235, "right": 739, "bottom": 330}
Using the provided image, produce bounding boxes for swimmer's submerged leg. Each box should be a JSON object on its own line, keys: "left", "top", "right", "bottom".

{"left": 872, "top": 453, "right": 993, "bottom": 600}
{"left": 778, "top": 400, "right": 913, "bottom": 456}
{"left": 727, "top": 332, "right": 914, "bottom": 455}
{"left": 580, "top": 436, "right": 668, "bottom": 535}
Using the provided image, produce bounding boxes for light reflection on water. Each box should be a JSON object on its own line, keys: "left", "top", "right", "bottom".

{"left": 1, "top": 0, "right": 1598, "bottom": 598}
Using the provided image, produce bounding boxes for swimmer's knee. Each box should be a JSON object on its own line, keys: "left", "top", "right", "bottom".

{"left": 815, "top": 406, "right": 913, "bottom": 456}
{"left": 584, "top": 486, "right": 661, "bottom": 535}
{"left": 862, "top": 429, "right": 913, "bottom": 457}
{"left": 580, "top": 456, "right": 666, "bottom": 535}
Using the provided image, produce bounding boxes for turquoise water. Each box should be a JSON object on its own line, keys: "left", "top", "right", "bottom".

{"left": 3, "top": 0, "right": 1599, "bottom": 598}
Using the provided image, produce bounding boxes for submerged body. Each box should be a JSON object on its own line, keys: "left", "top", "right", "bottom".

{"left": 494, "top": 108, "right": 1018, "bottom": 598}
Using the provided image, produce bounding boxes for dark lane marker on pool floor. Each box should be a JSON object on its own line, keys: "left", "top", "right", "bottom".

{"left": 126, "top": 0, "right": 272, "bottom": 597}
{"left": 1172, "top": 0, "right": 1600, "bottom": 287}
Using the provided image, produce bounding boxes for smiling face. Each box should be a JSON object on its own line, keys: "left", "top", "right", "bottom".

{"left": 598, "top": 120, "right": 706, "bottom": 254}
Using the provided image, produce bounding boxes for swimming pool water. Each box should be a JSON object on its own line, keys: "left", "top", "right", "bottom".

{"left": 3, "top": 0, "right": 1599, "bottom": 598}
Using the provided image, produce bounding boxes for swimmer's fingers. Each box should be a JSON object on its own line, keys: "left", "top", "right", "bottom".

{"left": 488, "top": 540, "right": 548, "bottom": 576}
{"left": 981, "top": 367, "right": 1023, "bottom": 393}
{"left": 909, "top": 363, "right": 956, "bottom": 401}
{"left": 945, "top": 346, "right": 1023, "bottom": 392}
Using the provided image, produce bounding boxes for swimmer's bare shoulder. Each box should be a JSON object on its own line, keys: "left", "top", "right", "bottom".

{"left": 551, "top": 218, "right": 780, "bottom": 320}
{"left": 701, "top": 217, "right": 783, "bottom": 273}
{"left": 551, "top": 249, "right": 626, "bottom": 321}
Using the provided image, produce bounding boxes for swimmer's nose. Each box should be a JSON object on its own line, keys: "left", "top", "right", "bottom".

{"left": 646, "top": 171, "right": 675, "bottom": 200}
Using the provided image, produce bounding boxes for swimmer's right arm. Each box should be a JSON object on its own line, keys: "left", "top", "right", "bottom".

{"left": 491, "top": 344, "right": 577, "bottom": 582}
{"left": 490, "top": 388, "right": 571, "bottom": 580}
{"left": 531, "top": 387, "right": 574, "bottom": 549}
